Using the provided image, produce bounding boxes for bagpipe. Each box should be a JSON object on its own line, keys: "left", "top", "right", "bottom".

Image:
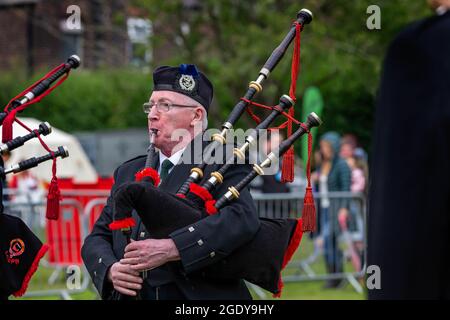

{"left": 0, "top": 56, "right": 79, "bottom": 299}
{"left": 109, "top": 9, "right": 323, "bottom": 297}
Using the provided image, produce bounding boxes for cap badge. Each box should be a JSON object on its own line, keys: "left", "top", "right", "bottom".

{"left": 179, "top": 74, "right": 196, "bottom": 91}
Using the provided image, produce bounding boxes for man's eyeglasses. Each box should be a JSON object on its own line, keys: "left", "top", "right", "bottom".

{"left": 143, "top": 101, "right": 198, "bottom": 114}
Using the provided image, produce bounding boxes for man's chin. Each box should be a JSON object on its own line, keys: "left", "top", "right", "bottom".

{"left": 154, "top": 139, "right": 175, "bottom": 153}
{"left": 153, "top": 140, "right": 164, "bottom": 149}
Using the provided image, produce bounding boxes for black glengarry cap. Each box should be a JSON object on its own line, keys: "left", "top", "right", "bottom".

{"left": 152, "top": 64, "right": 213, "bottom": 112}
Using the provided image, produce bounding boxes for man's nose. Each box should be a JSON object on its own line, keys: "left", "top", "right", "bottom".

{"left": 148, "top": 107, "right": 159, "bottom": 121}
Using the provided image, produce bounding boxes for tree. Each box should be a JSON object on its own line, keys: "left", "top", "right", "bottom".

{"left": 0, "top": 0, "right": 431, "bottom": 152}
{"left": 132, "top": 0, "right": 430, "bottom": 151}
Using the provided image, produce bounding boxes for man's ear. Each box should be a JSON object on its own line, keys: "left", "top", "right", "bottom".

{"left": 190, "top": 108, "right": 203, "bottom": 126}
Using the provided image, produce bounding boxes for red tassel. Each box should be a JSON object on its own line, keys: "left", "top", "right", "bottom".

{"left": 109, "top": 217, "right": 136, "bottom": 231}
{"left": 288, "top": 22, "right": 301, "bottom": 100}
{"left": 302, "top": 187, "right": 316, "bottom": 232}
{"left": 280, "top": 21, "right": 301, "bottom": 184}
{"left": 176, "top": 193, "right": 186, "bottom": 199}
{"left": 2, "top": 110, "right": 17, "bottom": 143}
{"left": 273, "top": 22, "right": 304, "bottom": 299}
{"left": 135, "top": 167, "right": 160, "bottom": 186}
{"left": 46, "top": 177, "right": 61, "bottom": 220}
{"left": 301, "top": 132, "right": 316, "bottom": 232}
{"left": 281, "top": 146, "right": 295, "bottom": 183}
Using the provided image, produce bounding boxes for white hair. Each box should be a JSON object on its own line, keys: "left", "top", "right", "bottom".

{"left": 199, "top": 106, "right": 208, "bottom": 131}
{"left": 180, "top": 93, "right": 208, "bottom": 131}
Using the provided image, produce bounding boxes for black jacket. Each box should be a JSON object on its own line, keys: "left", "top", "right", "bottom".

{"left": 368, "top": 11, "right": 450, "bottom": 299}
{"left": 81, "top": 137, "right": 260, "bottom": 300}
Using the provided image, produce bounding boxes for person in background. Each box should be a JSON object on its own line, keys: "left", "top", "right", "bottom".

{"left": 340, "top": 134, "right": 358, "bottom": 160}
{"left": 314, "top": 131, "right": 351, "bottom": 288}
{"left": 339, "top": 143, "right": 354, "bottom": 161}
{"left": 249, "top": 131, "right": 292, "bottom": 219}
{"left": 339, "top": 148, "right": 368, "bottom": 273}
{"left": 9, "top": 166, "right": 44, "bottom": 228}
{"left": 347, "top": 149, "right": 368, "bottom": 195}
{"left": 259, "top": 131, "right": 290, "bottom": 194}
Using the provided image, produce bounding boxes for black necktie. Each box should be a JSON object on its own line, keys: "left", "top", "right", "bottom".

{"left": 160, "top": 159, "right": 174, "bottom": 181}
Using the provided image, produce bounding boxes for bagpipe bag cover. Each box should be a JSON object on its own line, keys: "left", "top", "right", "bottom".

{"left": 0, "top": 213, "right": 48, "bottom": 299}
{"left": 113, "top": 181, "right": 298, "bottom": 293}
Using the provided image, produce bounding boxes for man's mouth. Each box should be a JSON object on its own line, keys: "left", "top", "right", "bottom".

{"left": 149, "top": 128, "right": 160, "bottom": 136}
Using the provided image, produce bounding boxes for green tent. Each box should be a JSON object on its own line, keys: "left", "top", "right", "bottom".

{"left": 301, "top": 86, "right": 324, "bottom": 169}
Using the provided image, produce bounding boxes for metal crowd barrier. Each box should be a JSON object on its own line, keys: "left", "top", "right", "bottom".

{"left": 251, "top": 191, "right": 367, "bottom": 297}
{"left": 3, "top": 189, "right": 109, "bottom": 300}
{"left": 3, "top": 188, "right": 366, "bottom": 299}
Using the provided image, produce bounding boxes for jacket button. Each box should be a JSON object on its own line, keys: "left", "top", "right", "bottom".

{"left": 140, "top": 232, "right": 146, "bottom": 238}
{"left": 98, "top": 257, "right": 102, "bottom": 264}
{"left": 188, "top": 226, "right": 195, "bottom": 232}
{"left": 197, "top": 239, "right": 203, "bottom": 246}
{"left": 94, "top": 271, "right": 97, "bottom": 277}
{"left": 210, "top": 251, "right": 215, "bottom": 258}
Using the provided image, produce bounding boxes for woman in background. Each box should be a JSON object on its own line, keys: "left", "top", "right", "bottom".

{"left": 315, "top": 132, "right": 351, "bottom": 288}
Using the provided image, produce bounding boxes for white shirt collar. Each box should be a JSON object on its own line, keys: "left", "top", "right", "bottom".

{"left": 158, "top": 147, "right": 186, "bottom": 174}
{"left": 436, "top": 6, "right": 449, "bottom": 15}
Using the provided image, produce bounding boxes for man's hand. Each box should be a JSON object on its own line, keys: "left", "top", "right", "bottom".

{"left": 107, "top": 261, "right": 143, "bottom": 297}
{"left": 121, "top": 239, "right": 180, "bottom": 272}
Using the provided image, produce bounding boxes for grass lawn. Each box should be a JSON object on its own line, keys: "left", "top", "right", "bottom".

{"left": 13, "top": 232, "right": 366, "bottom": 300}
{"left": 251, "top": 281, "right": 365, "bottom": 300}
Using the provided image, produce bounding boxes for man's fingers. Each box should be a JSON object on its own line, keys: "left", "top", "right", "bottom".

{"left": 116, "top": 262, "right": 140, "bottom": 274}
{"left": 130, "top": 264, "right": 154, "bottom": 272}
{"left": 124, "top": 241, "right": 139, "bottom": 252}
{"left": 115, "top": 264, "right": 140, "bottom": 277}
{"left": 123, "top": 250, "right": 140, "bottom": 259}
{"left": 121, "top": 257, "right": 140, "bottom": 265}
{"left": 116, "top": 272, "right": 143, "bottom": 283}
{"left": 115, "top": 279, "right": 142, "bottom": 290}
{"left": 114, "top": 285, "right": 137, "bottom": 297}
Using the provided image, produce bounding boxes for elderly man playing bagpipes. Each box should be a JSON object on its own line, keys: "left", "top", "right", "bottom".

{"left": 83, "top": 65, "right": 259, "bottom": 299}
{"left": 82, "top": 9, "right": 322, "bottom": 300}
{"left": 83, "top": 64, "right": 263, "bottom": 300}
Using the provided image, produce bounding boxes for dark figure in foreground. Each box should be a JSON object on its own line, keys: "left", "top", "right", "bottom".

{"left": 368, "top": 2, "right": 450, "bottom": 299}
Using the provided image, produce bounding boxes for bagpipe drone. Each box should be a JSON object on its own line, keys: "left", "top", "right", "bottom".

{"left": 109, "top": 9, "right": 323, "bottom": 298}
{"left": 0, "top": 55, "right": 79, "bottom": 299}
